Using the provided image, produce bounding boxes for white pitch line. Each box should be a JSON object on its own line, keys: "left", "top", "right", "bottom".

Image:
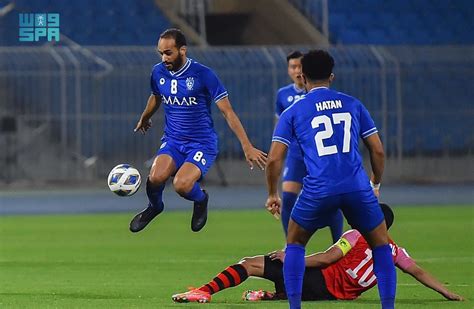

{"left": 415, "top": 257, "right": 473, "bottom": 263}
{"left": 399, "top": 283, "right": 470, "bottom": 287}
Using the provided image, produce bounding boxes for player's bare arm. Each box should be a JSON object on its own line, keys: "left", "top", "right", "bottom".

{"left": 402, "top": 263, "right": 464, "bottom": 301}
{"left": 265, "top": 141, "right": 287, "bottom": 218}
{"left": 269, "top": 237, "right": 344, "bottom": 268}
{"left": 304, "top": 245, "right": 345, "bottom": 268}
{"left": 135, "top": 94, "right": 161, "bottom": 134}
{"left": 363, "top": 132, "right": 385, "bottom": 197}
{"left": 216, "top": 97, "right": 267, "bottom": 170}
{"left": 269, "top": 244, "right": 344, "bottom": 268}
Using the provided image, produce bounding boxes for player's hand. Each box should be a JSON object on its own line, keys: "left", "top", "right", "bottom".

{"left": 265, "top": 194, "right": 281, "bottom": 219}
{"left": 134, "top": 118, "right": 152, "bottom": 134}
{"left": 444, "top": 292, "right": 464, "bottom": 301}
{"left": 370, "top": 180, "right": 380, "bottom": 198}
{"left": 243, "top": 145, "right": 267, "bottom": 170}
{"left": 268, "top": 250, "right": 285, "bottom": 262}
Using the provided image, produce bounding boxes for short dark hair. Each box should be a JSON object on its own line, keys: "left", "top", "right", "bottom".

{"left": 301, "top": 49, "right": 334, "bottom": 81}
{"left": 160, "top": 28, "right": 187, "bottom": 48}
{"left": 286, "top": 50, "right": 303, "bottom": 63}
{"left": 380, "top": 203, "right": 395, "bottom": 230}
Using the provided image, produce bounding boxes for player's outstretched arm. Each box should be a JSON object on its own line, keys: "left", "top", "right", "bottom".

{"left": 402, "top": 264, "right": 464, "bottom": 301}
{"left": 304, "top": 246, "right": 345, "bottom": 268}
{"left": 268, "top": 245, "right": 344, "bottom": 268}
{"left": 134, "top": 94, "right": 161, "bottom": 134}
{"left": 363, "top": 133, "right": 385, "bottom": 197}
{"left": 216, "top": 98, "right": 267, "bottom": 170}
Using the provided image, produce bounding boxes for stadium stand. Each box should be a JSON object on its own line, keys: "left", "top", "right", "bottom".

{"left": 0, "top": 0, "right": 472, "bottom": 183}
{"left": 291, "top": 0, "right": 474, "bottom": 45}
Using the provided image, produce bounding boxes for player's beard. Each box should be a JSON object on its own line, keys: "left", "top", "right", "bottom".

{"left": 166, "top": 56, "right": 184, "bottom": 72}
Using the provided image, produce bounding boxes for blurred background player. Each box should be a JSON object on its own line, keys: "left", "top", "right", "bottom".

{"left": 170, "top": 203, "right": 464, "bottom": 303}
{"left": 130, "top": 28, "right": 267, "bottom": 233}
{"left": 275, "top": 50, "right": 343, "bottom": 241}
{"left": 266, "top": 50, "right": 395, "bottom": 309}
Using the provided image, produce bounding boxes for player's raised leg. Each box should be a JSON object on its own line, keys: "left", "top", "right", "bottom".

{"left": 129, "top": 154, "right": 176, "bottom": 232}
{"left": 173, "top": 162, "right": 208, "bottom": 232}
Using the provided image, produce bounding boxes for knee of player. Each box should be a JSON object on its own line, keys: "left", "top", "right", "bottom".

{"left": 238, "top": 257, "right": 251, "bottom": 269}
{"left": 172, "top": 176, "right": 194, "bottom": 195}
{"left": 238, "top": 256, "right": 260, "bottom": 274}
{"left": 148, "top": 173, "right": 168, "bottom": 186}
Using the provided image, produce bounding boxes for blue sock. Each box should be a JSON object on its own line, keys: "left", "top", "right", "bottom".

{"left": 146, "top": 178, "right": 165, "bottom": 213}
{"left": 183, "top": 183, "right": 206, "bottom": 202}
{"left": 329, "top": 209, "right": 344, "bottom": 242}
{"left": 373, "top": 244, "right": 397, "bottom": 309}
{"left": 283, "top": 244, "right": 305, "bottom": 309}
{"left": 281, "top": 192, "right": 298, "bottom": 236}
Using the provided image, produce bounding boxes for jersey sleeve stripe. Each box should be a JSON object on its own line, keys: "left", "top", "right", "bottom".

{"left": 272, "top": 136, "right": 290, "bottom": 146}
{"left": 362, "top": 127, "right": 377, "bottom": 136}
{"left": 214, "top": 91, "right": 229, "bottom": 103}
{"left": 362, "top": 127, "right": 378, "bottom": 138}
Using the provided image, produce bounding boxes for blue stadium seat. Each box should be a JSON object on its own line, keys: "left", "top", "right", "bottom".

{"left": 293, "top": 0, "right": 474, "bottom": 44}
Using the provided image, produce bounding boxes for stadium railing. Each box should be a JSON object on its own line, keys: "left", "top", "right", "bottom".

{"left": 0, "top": 45, "right": 472, "bottom": 184}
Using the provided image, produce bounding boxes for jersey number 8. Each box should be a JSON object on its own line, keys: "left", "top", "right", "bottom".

{"left": 171, "top": 79, "right": 178, "bottom": 94}
{"left": 311, "top": 112, "right": 352, "bottom": 156}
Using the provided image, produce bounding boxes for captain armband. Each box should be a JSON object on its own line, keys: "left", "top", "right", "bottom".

{"left": 335, "top": 237, "right": 352, "bottom": 256}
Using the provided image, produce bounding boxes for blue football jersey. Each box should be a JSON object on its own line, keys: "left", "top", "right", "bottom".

{"left": 275, "top": 83, "right": 306, "bottom": 157}
{"left": 150, "top": 58, "right": 228, "bottom": 148}
{"left": 275, "top": 83, "right": 305, "bottom": 117}
{"left": 273, "top": 87, "right": 378, "bottom": 197}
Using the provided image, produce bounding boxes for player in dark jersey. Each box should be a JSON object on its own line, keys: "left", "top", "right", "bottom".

{"left": 275, "top": 50, "right": 343, "bottom": 242}
{"left": 171, "top": 204, "right": 464, "bottom": 304}
{"left": 130, "top": 28, "right": 266, "bottom": 233}
{"left": 266, "top": 50, "right": 395, "bottom": 308}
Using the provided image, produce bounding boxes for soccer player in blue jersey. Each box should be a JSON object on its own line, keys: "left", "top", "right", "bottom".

{"left": 266, "top": 50, "right": 396, "bottom": 309}
{"left": 275, "top": 51, "right": 343, "bottom": 241}
{"left": 130, "top": 28, "right": 267, "bottom": 233}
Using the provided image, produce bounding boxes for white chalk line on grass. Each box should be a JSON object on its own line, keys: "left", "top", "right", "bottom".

{"left": 398, "top": 283, "right": 470, "bottom": 287}
{"left": 414, "top": 256, "right": 473, "bottom": 263}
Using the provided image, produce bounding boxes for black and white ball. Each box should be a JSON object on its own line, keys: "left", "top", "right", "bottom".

{"left": 107, "top": 164, "right": 141, "bottom": 196}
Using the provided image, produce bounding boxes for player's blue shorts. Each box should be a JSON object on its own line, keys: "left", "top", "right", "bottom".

{"left": 156, "top": 139, "right": 217, "bottom": 180}
{"left": 282, "top": 147, "right": 306, "bottom": 183}
{"left": 291, "top": 188, "right": 384, "bottom": 234}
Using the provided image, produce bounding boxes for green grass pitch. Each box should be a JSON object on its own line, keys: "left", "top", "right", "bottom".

{"left": 0, "top": 206, "right": 472, "bottom": 308}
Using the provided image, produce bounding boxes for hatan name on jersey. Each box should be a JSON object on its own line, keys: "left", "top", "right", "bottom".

{"left": 315, "top": 99, "right": 342, "bottom": 112}
{"left": 162, "top": 95, "right": 198, "bottom": 106}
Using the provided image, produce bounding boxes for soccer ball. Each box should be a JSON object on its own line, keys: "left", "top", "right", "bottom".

{"left": 107, "top": 164, "right": 141, "bottom": 196}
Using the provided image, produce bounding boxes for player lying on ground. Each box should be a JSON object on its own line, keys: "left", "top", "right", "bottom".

{"left": 130, "top": 28, "right": 266, "bottom": 233}
{"left": 171, "top": 203, "right": 463, "bottom": 303}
